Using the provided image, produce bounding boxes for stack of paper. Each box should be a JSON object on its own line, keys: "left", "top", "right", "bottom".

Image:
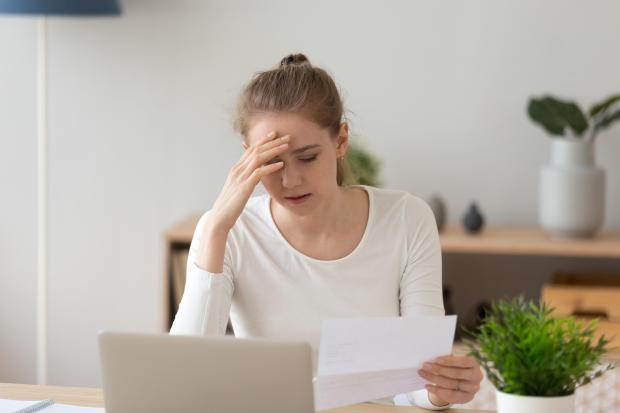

{"left": 313, "top": 315, "right": 457, "bottom": 411}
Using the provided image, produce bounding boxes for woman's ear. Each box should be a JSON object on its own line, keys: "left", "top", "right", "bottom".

{"left": 336, "top": 122, "right": 349, "bottom": 158}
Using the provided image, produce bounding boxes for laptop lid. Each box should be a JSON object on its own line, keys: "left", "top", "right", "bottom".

{"left": 98, "top": 331, "right": 315, "bottom": 413}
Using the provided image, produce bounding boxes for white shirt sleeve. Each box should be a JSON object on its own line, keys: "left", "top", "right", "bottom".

{"left": 400, "top": 196, "right": 452, "bottom": 410}
{"left": 169, "top": 212, "right": 234, "bottom": 337}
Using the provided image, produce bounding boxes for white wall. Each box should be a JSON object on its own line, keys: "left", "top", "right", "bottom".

{"left": 1, "top": 0, "right": 620, "bottom": 387}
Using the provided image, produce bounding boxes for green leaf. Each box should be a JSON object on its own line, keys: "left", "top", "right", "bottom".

{"left": 589, "top": 94, "right": 620, "bottom": 117}
{"left": 528, "top": 96, "right": 589, "bottom": 137}
{"left": 594, "top": 109, "right": 620, "bottom": 131}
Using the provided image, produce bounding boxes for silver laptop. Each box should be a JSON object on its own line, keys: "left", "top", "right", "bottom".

{"left": 98, "top": 331, "right": 315, "bottom": 413}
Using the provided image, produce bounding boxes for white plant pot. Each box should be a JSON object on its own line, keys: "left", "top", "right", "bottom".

{"left": 539, "top": 138, "right": 605, "bottom": 238}
{"left": 496, "top": 389, "right": 575, "bottom": 413}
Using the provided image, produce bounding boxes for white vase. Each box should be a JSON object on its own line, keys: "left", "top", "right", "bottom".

{"left": 496, "top": 390, "right": 575, "bottom": 413}
{"left": 539, "top": 138, "right": 605, "bottom": 238}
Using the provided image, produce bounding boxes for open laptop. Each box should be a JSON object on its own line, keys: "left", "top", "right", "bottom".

{"left": 98, "top": 331, "right": 315, "bottom": 413}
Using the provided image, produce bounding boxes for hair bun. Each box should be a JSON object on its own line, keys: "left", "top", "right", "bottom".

{"left": 279, "top": 53, "right": 310, "bottom": 68}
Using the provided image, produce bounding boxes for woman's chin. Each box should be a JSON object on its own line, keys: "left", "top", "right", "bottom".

{"left": 277, "top": 195, "right": 316, "bottom": 215}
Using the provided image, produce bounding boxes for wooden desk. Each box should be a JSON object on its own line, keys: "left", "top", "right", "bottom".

{"left": 0, "top": 383, "right": 493, "bottom": 412}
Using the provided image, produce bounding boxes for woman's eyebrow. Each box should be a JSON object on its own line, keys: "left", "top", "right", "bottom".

{"left": 290, "top": 144, "right": 321, "bottom": 154}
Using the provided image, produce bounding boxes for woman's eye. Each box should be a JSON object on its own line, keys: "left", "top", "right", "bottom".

{"left": 265, "top": 155, "right": 317, "bottom": 166}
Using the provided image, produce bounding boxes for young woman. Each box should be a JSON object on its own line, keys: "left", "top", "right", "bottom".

{"left": 170, "top": 53, "right": 483, "bottom": 410}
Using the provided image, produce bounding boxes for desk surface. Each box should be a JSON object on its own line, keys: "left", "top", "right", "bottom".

{"left": 0, "top": 383, "right": 493, "bottom": 412}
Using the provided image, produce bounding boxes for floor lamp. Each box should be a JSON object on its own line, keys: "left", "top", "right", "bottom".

{"left": 0, "top": 0, "right": 121, "bottom": 385}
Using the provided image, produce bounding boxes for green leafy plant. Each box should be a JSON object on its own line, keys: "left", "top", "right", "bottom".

{"left": 528, "top": 94, "right": 620, "bottom": 141}
{"left": 464, "top": 296, "right": 615, "bottom": 396}
{"left": 346, "top": 138, "right": 383, "bottom": 187}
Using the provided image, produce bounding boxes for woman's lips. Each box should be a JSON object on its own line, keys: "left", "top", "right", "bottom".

{"left": 284, "top": 193, "right": 311, "bottom": 203}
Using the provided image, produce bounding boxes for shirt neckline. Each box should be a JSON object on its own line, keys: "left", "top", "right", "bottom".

{"left": 264, "top": 185, "right": 374, "bottom": 264}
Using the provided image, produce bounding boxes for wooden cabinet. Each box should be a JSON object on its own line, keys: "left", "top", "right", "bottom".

{"left": 162, "top": 213, "right": 201, "bottom": 330}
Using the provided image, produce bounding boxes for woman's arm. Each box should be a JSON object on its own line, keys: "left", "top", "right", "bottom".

{"left": 169, "top": 129, "right": 290, "bottom": 335}
{"left": 400, "top": 195, "right": 483, "bottom": 408}
{"left": 169, "top": 212, "right": 234, "bottom": 336}
{"left": 399, "top": 195, "right": 444, "bottom": 317}
{"left": 399, "top": 195, "right": 451, "bottom": 410}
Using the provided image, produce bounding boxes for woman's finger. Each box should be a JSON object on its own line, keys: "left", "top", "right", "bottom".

{"left": 433, "top": 355, "right": 478, "bottom": 368}
{"left": 248, "top": 161, "right": 284, "bottom": 184}
{"left": 418, "top": 369, "right": 479, "bottom": 393}
{"left": 257, "top": 134, "right": 290, "bottom": 154}
{"left": 238, "top": 131, "right": 279, "bottom": 164}
{"left": 421, "top": 362, "right": 473, "bottom": 380}
{"left": 239, "top": 143, "right": 288, "bottom": 180}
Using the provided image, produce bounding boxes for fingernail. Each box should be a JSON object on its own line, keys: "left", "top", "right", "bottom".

{"left": 268, "top": 131, "right": 276, "bottom": 138}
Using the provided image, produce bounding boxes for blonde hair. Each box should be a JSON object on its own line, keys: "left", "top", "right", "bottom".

{"left": 234, "top": 53, "right": 355, "bottom": 186}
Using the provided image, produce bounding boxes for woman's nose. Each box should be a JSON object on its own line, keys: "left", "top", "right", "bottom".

{"left": 281, "top": 163, "right": 302, "bottom": 188}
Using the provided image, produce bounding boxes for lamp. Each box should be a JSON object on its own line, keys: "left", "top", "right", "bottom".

{"left": 0, "top": 0, "right": 121, "bottom": 385}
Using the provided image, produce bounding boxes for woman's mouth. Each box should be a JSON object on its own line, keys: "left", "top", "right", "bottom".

{"left": 284, "top": 193, "right": 311, "bottom": 204}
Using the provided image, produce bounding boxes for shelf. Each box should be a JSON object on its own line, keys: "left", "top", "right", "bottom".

{"left": 440, "top": 225, "right": 620, "bottom": 259}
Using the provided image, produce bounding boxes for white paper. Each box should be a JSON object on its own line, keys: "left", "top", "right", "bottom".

{"left": 313, "top": 315, "right": 457, "bottom": 411}
{"left": 0, "top": 399, "right": 40, "bottom": 412}
{"left": 0, "top": 399, "right": 105, "bottom": 413}
{"left": 37, "top": 404, "right": 104, "bottom": 412}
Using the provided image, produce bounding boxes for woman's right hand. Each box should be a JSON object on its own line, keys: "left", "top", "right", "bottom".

{"left": 208, "top": 131, "right": 290, "bottom": 233}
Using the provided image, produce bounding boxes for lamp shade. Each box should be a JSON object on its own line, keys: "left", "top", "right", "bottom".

{"left": 0, "top": 0, "right": 120, "bottom": 15}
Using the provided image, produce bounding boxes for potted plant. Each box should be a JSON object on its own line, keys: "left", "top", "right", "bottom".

{"left": 465, "top": 296, "right": 615, "bottom": 413}
{"left": 528, "top": 94, "right": 620, "bottom": 238}
{"left": 346, "top": 137, "right": 383, "bottom": 187}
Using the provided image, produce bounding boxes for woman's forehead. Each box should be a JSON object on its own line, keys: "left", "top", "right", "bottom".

{"left": 247, "top": 112, "right": 327, "bottom": 144}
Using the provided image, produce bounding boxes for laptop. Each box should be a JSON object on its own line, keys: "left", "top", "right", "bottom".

{"left": 98, "top": 331, "right": 315, "bottom": 413}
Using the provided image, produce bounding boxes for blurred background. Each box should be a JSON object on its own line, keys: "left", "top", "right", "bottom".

{"left": 1, "top": 0, "right": 619, "bottom": 397}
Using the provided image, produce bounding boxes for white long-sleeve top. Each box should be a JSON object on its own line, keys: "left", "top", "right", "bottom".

{"left": 170, "top": 184, "right": 451, "bottom": 410}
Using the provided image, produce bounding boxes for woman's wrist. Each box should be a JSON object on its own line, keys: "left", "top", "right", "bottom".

{"left": 195, "top": 223, "right": 229, "bottom": 273}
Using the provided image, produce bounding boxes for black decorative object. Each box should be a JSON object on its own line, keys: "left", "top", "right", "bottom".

{"left": 427, "top": 194, "right": 446, "bottom": 232}
{"left": 462, "top": 202, "right": 485, "bottom": 234}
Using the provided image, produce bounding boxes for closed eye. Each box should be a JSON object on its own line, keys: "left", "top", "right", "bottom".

{"left": 265, "top": 155, "right": 318, "bottom": 165}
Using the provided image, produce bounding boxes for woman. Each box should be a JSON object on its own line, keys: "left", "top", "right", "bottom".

{"left": 170, "top": 53, "right": 483, "bottom": 410}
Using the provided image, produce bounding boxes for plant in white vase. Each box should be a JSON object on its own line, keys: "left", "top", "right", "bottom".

{"left": 464, "top": 296, "right": 615, "bottom": 413}
{"left": 528, "top": 94, "right": 620, "bottom": 238}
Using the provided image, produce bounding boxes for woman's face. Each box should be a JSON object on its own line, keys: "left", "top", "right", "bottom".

{"left": 245, "top": 112, "right": 348, "bottom": 216}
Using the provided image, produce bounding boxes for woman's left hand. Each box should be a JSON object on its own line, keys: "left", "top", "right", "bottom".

{"left": 417, "top": 354, "right": 483, "bottom": 405}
